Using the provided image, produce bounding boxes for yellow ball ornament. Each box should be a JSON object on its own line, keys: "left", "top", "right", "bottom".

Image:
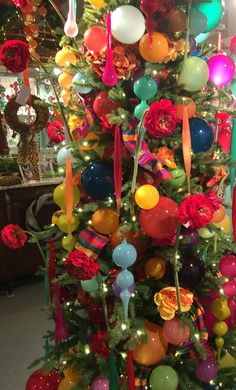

{"left": 57, "top": 213, "right": 79, "bottom": 233}
{"left": 135, "top": 185, "right": 159, "bottom": 209}
{"left": 211, "top": 297, "right": 231, "bottom": 320}
{"left": 62, "top": 234, "right": 77, "bottom": 252}
{"left": 87, "top": 0, "right": 106, "bottom": 8}
{"left": 55, "top": 47, "right": 77, "bottom": 66}
{"left": 53, "top": 183, "right": 80, "bottom": 209}
{"left": 61, "top": 90, "right": 71, "bottom": 106}
{"left": 91, "top": 208, "right": 119, "bottom": 235}
{"left": 213, "top": 321, "right": 228, "bottom": 336}
{"left": 213, "top": 214, "right": 231, "bottom": 234}
{"left": 219, "top": 352, "right": 236, "bottom": 369}
{"left": 58, "top": 72, "right": 73, "bottom": 90}
{"left": 51, "top": 210, "right": 64, "bottom": 225}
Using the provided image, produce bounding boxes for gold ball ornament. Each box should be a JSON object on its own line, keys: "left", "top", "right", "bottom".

{"left": 135, "top": 185, "right": 159, "bottom": 209}
{"left": 58, "top": 72, "right": 73, "bottom": 90}
{"left": 55, "top": 47, "right": 77, "bottom": 67}
{"left": 87, "top": 0, "right": 106, "bottom": 8}
{"left": 211, "top": 297, "right": 231, "bottom": 320}
{"left": 91, "top": 208, "right": 119, "bottom": 235}
{"left": 51, "top": 210, "right": 64, "bottom": 225}
{"left": 213, "top": 321, "right": 228, "bottom": 336}
{"left": 139, "top": 32, "right": 169, "bottom": 63}
{"left": 53, "top": 183, "right": 80, "bottom": 209}
{"left": 61, "top": 90, "right": 71, "bottom": 106}
{"left": 57, "top": 213, "right": 80, "bottom": 233}
{"left": 213, "top": 214, "right": 231, "bottom": 233}
{"left": 144, "top": 257, "right": 166, "bottom": 279}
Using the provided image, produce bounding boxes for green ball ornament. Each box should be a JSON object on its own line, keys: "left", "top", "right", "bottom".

{"left": 198, "top": 227, "right": 215, "bottom": 239}
{"left": 165, "top": 168, "right": 186, "bottom": 188}
{"left": 134, "top": 75, "right": 157, "bottom": 100}
{"left": 149, "top": 365, "right": 178, "bottom": 390}
{"left": 134, "top": 101, "right": 149, "bottom": 121}
{"left": 178, "top": 57, "right": 209, "bottom": 92}
{"left": 193, "top": 0, "right": 224, "bottom": 33}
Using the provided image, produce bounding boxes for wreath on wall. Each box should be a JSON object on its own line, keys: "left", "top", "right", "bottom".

{"left": 4, "top": 95, "right": 49, "bottom": 180}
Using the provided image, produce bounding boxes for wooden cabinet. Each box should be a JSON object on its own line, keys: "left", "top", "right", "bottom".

{"left": 0, "top": 181, "right": 60, "bottom": 285}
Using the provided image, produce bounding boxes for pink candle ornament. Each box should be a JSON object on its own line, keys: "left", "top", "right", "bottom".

{"left": 102, "top": 12, "right": 118, "bottom": 87}
{"left": 64, "top": 0, "right": 78, "bottom": 38}
{"left": 54, "top": 284, "right": 69, "bottom": 343}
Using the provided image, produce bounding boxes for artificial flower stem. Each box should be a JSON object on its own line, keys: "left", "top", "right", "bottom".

{"left": 101, "top": 294, "right": 110, "bottom": 333}
{"left": 183, "top": 0, "right": 192, "bottom": 63}
{"left": 31, "top": 55, "right": 72, "bottom": 142}
{"left": 173, "top": 224, "right": 182, "bottom": 316}
{"left": 25, "top": 231, "right": 47, "bottom": 266}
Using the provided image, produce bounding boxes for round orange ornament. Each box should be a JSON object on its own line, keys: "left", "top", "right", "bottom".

{"left": 174, "top": 97, "right": 196, "bottom": 120}
{"left": 91, "top": 208, "right": 119, "bottom": 235}
{"left": 139, "top": 32, "right": 169, "bottom": 63}
{"left": 212, "top": 204, "right": 226, "bottom": 224}
{"left": 61, "top": 89, "right": 71, "bottom": 106}
{"left": 144, "top": 257, "right": 166, "bottom": 279}
{"left": 58, "top": 72, "right": 73, "bottom": 90}
{"left": 213, "top": 214, "right": 231, "bottom": 234}
{"left": 55, "top": 48, "right": 77, "bottom": 67}
{"left": 132, "top": 321, "right": 168, "bottom": 365}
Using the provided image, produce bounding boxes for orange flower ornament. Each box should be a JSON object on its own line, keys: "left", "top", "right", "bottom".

{"left": 154, "top": 287, "right": 193, "bottom": 320}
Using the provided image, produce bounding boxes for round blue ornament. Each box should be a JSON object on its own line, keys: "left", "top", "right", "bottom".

{"left": 81, "top": 276, "right": 99, "bottom": 292}
{"left": 189, "top": 117, "right": 214, "bottom": 153}
{"left": 134, "top": 76, "right": 157, "bottom": 100}
{"left": 81, "top": 161, "right": 115, "bottom": 201}
{"left": 112, "top": 239, "right": 137, "bottom": 268}
{"left": 116, "top": 270, "right": 134, "bottom": 289}
{"left": 134, "top": 101, "right": 149, "bottom": 121}
{"left": 72, "top": 72, "right": 92, "bottom": 94}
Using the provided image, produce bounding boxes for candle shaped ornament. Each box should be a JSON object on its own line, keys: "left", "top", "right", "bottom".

{"left": 102, "top": 12, "right": 118, "bottom": 87}
{"left": 64, "top": 0, "right": 78, "bottom": 38}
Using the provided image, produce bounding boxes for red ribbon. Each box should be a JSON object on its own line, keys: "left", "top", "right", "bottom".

{"left": 114, "top": 125, "right": 122, "bottom": 215}
{"left": 127, "top": 349, "right": 135, "bottom": 390}
{"left": 232, "top": 185, "right": 236, "bottom": 242}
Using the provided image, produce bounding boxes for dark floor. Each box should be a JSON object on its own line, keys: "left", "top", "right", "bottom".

{"left": 0, "top": 280, "right": 51, "bottom": 390}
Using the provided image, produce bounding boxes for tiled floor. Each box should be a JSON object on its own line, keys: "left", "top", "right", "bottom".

{"left": 0, "top": 281, "right": 50, "bottom": 390}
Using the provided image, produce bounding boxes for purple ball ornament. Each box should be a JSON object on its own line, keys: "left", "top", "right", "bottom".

{"left": 207, "top": 53, "right": 235, "bottom": 87}
{"left": 180, "top": 227, "right": 199, "bottom": 247}
{"left": 91, "top": 377, "right": 109, "bottom": 390}
{"left": 178, "top": 252, "right": 205, "bottom": 288}
{"left": 195, "top": 357, "right": 218, "bottom": 383}
{"left": 112, "top": 280, "right": 136, "bottom": 297}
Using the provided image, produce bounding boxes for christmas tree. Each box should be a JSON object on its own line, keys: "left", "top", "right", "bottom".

{"left": 2, "top": 0, "right": 236, "bottom": 389}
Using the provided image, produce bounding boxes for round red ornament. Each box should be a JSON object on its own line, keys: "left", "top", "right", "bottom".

{"left": 0, "top": 40, "right": 30, "bottom": 73}
{"left": 93, "top": 91, "right": 120, "bottom": 118}
{"left": 25, "top": 369, "right": 62, "bottom": 390}
{"left": 84, "top": 26, "right": 107, "bottom": 53}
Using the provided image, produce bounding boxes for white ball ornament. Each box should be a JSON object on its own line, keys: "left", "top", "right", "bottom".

{"left": 111, "top": 5, "right": 145, "bottom": 44}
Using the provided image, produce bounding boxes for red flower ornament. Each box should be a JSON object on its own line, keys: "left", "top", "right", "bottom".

{"left": 178, "top": 194, "right": 215, "bottom": 229}
{"left": 47, "top": 121, "right": 66, "bottom": 144}
{"left": 0, "top": 40, "right": 30, "bottom": 73}
{"left": 65, "top": 250, "right": 100, "bottom": 280}
{"left": 1, "top": 224, "right": 27, "bottom": 249}
{"left": 144, "top": 99, "right": 177, "bottom": 138}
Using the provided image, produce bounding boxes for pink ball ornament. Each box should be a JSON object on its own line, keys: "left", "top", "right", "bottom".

{"left": 91, "top": 377, "right": 109, "bottom": 390}
{"left": 219, "top": 253, "right": 236, "bottom": 278}
{"left": 223, "top": 280, "right": 236, "bottom": 298}
{"left": 163, "top": 316, "right": 190, "bottom": 345}
{"left": 195, "top": 357, "right": 218, "bottom": 383}
{"left": 207, "top": 53, "right": 235, "bottom": 87}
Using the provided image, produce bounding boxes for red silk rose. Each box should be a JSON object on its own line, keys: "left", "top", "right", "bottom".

{"left": 206, "top": 190, "right": 222, "bottom": 211}
{"left": 178, "top": 194, "right": 214, "bottom": 229}
{"left": 0, "top": 40, "right": 30, "bottom": 73}
{"left": 47, "top": 121, "right": 66, "bottom": 144}
{"left": 90, "top": 331, "right": 109, "bottom": 359}
{"left": 144, "top": 99, "right": 177, "bottom": 138}
{"left": 65, "top": 250, "right": 100, "bottom": 280}
{"left": 1, "top": 224, "right": 27, "bottom": 249}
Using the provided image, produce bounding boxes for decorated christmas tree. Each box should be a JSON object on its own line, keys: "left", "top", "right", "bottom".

{"left": 2, "top": 0, "right": 236, "bottom": 389}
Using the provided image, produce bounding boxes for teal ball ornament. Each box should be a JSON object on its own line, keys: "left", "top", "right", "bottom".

{"left": 134, "top": 75, "right": 157, "bottom": 100}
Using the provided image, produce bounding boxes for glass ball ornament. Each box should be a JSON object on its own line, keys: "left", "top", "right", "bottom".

{"left": 219, "top": 253, "right": 236, "bottom": 278}
{"left": 165, "top": 168, "right": 186, "bottom": 188}
{"left": 72, "top": 72, "right": 92, "bottom": 94}
{"left": 134, "top": 101, "right": 149, "bottom": 121}
{"left": 135, "top": 184, "right": 159, "bottom": 209}
{"left": 178, "top": 57, "right": 209, "bottom": 92}
{"left": 112, "top": 280, "right": 135, "bottom": 297}
{"left": 207, "top": 53, "right": 235, "bottom": 87}
{"left": 174, "top": 97, "right": 196, "bottom": 120}
{"left": 93, "top": 91, "right": 120, "bottom": 118}
{"left": 166, "top": 8, "right": 187, "bottom": 33}
{"left": 149, "top": 365, "right": 178, "bottom": 390}
{"left": 139, "top": 32, "right": 169, "bottom": 63}
{"left": 195, "top": 357, "right": 218, "bottom": 383}
{"left": 55, "top": 47, "right": 77, "bottom": 66}
{"left": 223, "top": 280, "right": 236, "bottom": 298}
{"left": 180, "top": 227, "right": 199, "bottom": 247}
{"left": 81, "top": 161, "right": 115, "bottom": 201}
{"left": 198, "top": 227, "right": 215, "bottom": 239}
{"left": 189, "top": 9, "right": 207, "bottom": 35}
{"left": 189, "top": 117, "right": 214, "bottom": 153}
{"left": 111, "top": 5, "right": 145, "bottom": 44}
{"left": 84, "top": 26, "right": 107, "bottom": 52}
{"left": 116, "top": 269, "right": 134, "bottom": 289}
{"left": 58, "top": 72, "right": 73, "bottom": 90}
{"left": 26, "top": 369, "right": 62, "bottom": 390}
{"left": 112, "top": 239, "right": 137, "bottom": 268}
{"left": 91, "top": 377, "right": 109, "bottom": 390}
{"left": 193, "top": 0, "right": 224, "bottom": 32}
{"left": 178, "top": 252, "right": 205, "bottom": 288}
{"left": 133, "top": 75, "right": 158, "bottom": 100}
{"left": 144, "top": 257, "right": 166, "bottom": 279}
{"left": 91, "top": 208, "right": 119, "bottom": 235}
{"left": 195, "top": 32, "right": 209, "bottom": 44}
{"left": 163, "top": 316, "right": 190, "bottom": 345}
{"left": 53, "top": 182, "right": 80, "bottom": 209}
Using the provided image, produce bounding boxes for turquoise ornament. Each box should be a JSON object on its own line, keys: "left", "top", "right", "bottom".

{"left": 81, "top": 275, "right": 99, "bottom": 292}
{"left": 72, "top": 72, "right": 92, "bottom": 94}
{"left": 116, "top": 269, "right": 134, "bottom": 289}
{"left": 195, "top": 32, "right": 209, "bottom": 44}
{"left": 112, "top": 239, "right": 137, "bottom": 268}
{"left": 134, "top": 101, "right": 149, "bottom": 121}
{"left": 134, "top": 75, "right": 157, "bottom": 100}
{"left": 194, "top": 0, "right": 224, "bottom": 32}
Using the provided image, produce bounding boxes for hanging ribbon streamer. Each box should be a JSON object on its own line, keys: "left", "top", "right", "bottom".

{"left": 48, "top": 240, "right": 56, "bottom": 303}
{"left": 127, "top": 349, "right": 135, "bottom": 390}
{"left": 230, "top": 118, "right": 236, "bottom": 192}
{"left": 232, "top": 185, "right": 236, "bottom": 242}
{"left": 122, "top": 126, "right": 171, "bottom": 185}
{"left": 109, "top": 351, "right": 119, "bottom": 390}
{"left": 114, "top": 125, "right": 122, "bottom": 215}
{"left": 54, "top": 284, "right": 69, "bottom": 343}
{"left": 23, "top": 67, "right": 30, "bottom": 87}
{"left": 102, "top": 12, "right": 118, "bottom": 87}
{"left": 64, "top": 0, "right": 78, "bottom": 38}
{"left": 65, "top": 156, "right": 73, "bottom": 236}
{"left": 182, "top": 106, "right": 192, "bottom": 194}
{"left": 75, "top": 227, "right": 109, "bottom": 259}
